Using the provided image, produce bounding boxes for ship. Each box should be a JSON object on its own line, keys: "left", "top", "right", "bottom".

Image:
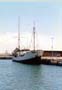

{"left": 12, "top": 17, "right": 41, "bottom": 64}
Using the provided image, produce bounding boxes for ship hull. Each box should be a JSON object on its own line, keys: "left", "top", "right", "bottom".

{"left": 13, "top": 56, "right": 41, "bottom": 65}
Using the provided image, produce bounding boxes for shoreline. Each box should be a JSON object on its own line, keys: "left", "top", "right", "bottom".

{"left": 0, "top": 57, "right": 62, "bottom": 66}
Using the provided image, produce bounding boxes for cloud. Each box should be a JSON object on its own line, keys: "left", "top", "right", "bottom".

{"left": 0, "top": 32, "right": 17, "bottom": 53}
{"left": 0, "top": 31, "right": 62, "bottom": 53}
{"left": 0, "top": 32, "right": 33, "bottom": 53}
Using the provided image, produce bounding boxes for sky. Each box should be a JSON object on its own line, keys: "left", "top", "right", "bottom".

{"left": 0, "top": 2, "right": 62, "bottom": 53}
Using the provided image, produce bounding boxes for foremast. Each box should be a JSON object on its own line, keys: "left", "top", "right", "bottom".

{"left": 18, "top": 16, "right": 20, "bottom": 56}
{"left": 18, "top": 16, "right": 20, "bottom": 50}
{"left": 33, "top": 22, "right": 35, "bottom": 51}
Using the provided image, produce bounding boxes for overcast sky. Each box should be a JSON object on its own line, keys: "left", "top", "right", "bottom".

{"left": 0, "top": 2, "right": 62, "bottom": 53}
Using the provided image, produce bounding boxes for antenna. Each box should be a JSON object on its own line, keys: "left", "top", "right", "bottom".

{"left": 33, "top": 21, "right": 35, "bottom": 51}
{"left": 18, "top": 16, "right": 20, "bottom": 50}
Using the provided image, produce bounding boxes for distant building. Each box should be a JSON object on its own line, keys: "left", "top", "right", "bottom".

{"left": 42, "top": 50, "right": 62, "bottom": 57}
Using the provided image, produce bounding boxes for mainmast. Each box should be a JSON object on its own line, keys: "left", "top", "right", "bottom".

{"left": 33, "top": 22, "right": 35, "bottom": 51}
{"left": 51, "top": 37, "right": 54, "bottom": 60}
{"left": 18, "top": 16, "right": 20, "bottom": 50}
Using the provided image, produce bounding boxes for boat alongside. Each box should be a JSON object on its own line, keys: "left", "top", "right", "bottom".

{"left": 12, "top": 17, "right": 41, "bottom": 64}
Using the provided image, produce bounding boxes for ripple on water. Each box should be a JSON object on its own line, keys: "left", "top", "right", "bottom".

{"left": 0, "top": 60, "right": 62, "bottom": 90}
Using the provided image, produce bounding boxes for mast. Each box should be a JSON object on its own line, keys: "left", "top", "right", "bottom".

{"left": 33, "top": 22, "right": 35, "bottom": 51}
{"left": 51, "top": 37, "right": 54, "bottom": 60}
{"left": 18, "top": 16, "right": 20, "bottom": 50}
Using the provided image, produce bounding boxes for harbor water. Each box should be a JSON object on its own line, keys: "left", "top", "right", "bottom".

{"left": 0, "top": 60, "right": 62, "bottom": 90}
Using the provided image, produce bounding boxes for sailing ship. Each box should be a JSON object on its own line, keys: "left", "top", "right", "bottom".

{"left": 12, "top": 17, "right": 41, "bottom": 64}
